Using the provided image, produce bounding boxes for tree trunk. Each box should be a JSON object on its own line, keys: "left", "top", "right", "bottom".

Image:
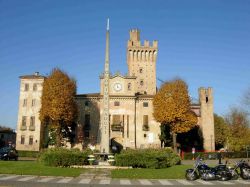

{"left": 172, "top": 132, "right": 177, "bottom": 153}
{"left": 55, "top": 121, "right": 62, "bottom": 147}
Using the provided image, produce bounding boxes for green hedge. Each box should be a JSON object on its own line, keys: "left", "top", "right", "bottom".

{"left": 38, "top": 148, "right": 92, "bottom": 167}
{"left": 183, "top": 151, "right": 249, "bottom": 160}
{"left": 115, "top": 148, "right": 181, "bottom": 169}
{"left": 17, "top": 150, "right": 40, "bottom": 158}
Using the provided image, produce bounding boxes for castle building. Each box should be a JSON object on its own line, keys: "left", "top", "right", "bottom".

{"left": 15, "top": 28, "right": 215, "bottom": 152}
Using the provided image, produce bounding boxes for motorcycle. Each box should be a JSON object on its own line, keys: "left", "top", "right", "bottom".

{"left": 185, "top": 157, "right": 232, "bottom": 181}
{"left": 228, "top": 160, "right": 250, "bottom": 180}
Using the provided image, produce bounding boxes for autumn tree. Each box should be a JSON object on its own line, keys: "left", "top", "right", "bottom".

{"left": 158, "top": 124, "right": 172, "bottom": 147}
{"left": 225, "top": 108, "right": 250, "bottom": 151}
{"left": 153, "top": 78, "right": 197, "bottom": 152}
{"left": 40, "top": 68, "right": 78, "bottom": 147}
{"left": 214, "top": 113, "right": 230, "bottom": 150}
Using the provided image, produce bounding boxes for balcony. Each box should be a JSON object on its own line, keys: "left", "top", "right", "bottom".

{"left": 142, "top": 124, "right": 149, "bottom": 131}
{"left": 20, "top": 125, "right": 27, "bottom": 131}
{"left": 29, "top": 125, "right": 35, "bottom": 131}
{"left": 111, "top": 124, "right": 123, "bottom": 132}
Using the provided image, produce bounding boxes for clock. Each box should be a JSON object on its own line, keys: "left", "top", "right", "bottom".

{"left": 114, "top": 83, "right": 122, "bottom": 91}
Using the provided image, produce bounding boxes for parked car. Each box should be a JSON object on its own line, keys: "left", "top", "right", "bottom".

{"left": 0, "top": 146, "right": 18, "bottom": 161}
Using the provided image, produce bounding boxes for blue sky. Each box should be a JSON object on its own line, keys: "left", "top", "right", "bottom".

{"left": 0, "top": 0, "right": 249, "bottom": 129}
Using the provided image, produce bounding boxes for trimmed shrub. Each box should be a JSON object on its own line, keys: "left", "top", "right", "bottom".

{"left": 183, "top": 151, "right": 248, "bottom": 160}
{"left": 223, "top": 151, "right": 248, "bottom": 158}
{"left": 17, "top": 150, "right": 40, "bottom": 158}
{"left": 115, "top": 148, "right": 180, "bottom": 169}
{"left": 39, "top": 148, "right": 91, "bottom": 167}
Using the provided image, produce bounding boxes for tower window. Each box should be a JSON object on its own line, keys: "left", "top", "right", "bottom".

{"left": 23, "top": 99, "right": 27, "bottom": 107}
{"left": 29, "top": 136, "right": 33, "bottom": 145}
{"left": 22, "top": 116, "right": 27, "bottom": 126}
{"left": 30, "top": 116, "right": 35, "bottom": 127}
{"left": 84, "top": 114, "right": 90, "bottom": 139}
{"left": 128, "top": 83, "right": 131, "bottom": 90}
{"left": 33, "top": 84, "right": 37, "bottom": 91}
{"left": 139, "top": 68, "right": 143, "bottom": 73}
{"left": 32, "top": 99, "right": 36, "bottom": 107}
{"left": 24, "top": 84, "right": 29, "bottom": 91}
{"left": 143, "top": 115, "right": 149, "bottom": 131}
{"left": 21, "top": 135, "right": 25, "bottom": 144}
{"left": 85, "top": 114, "right": 90, "bottom": 130}
{"left": 143, "top": 115, "right": 148, "bottom": 126}
{"left": 85, "top": 101, "right": 89, "bottom": 106}
{"left": 113, "top": 115, "right": 121, "bottom": 125}
{"left": 140, "top": 80, "right": 144, "bottom": 86}
{"left": 143, "top": 102, "right": 148, "bottom": 107}
{"left": 206, "top": 96, "right": 209, "bottom": 103}
{"left": 114, "top": 101, "right": 120, "bottom": 106}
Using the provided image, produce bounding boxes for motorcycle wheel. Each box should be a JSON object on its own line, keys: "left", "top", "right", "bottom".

{"left": 230, "top": 170, "right": 238, "bottom": 180}
{"left": 219, "top": 171, "right": 230, "bottom": 181}
{"left": 241, "top": 173, "right": 250, "bottom": 180}
{"left": 185, "top": 171, "right": 198, "bottom": 181}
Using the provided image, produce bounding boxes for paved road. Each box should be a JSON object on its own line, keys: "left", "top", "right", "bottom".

{"left": 0, "top": 175, "right": 249, "bottom": 187}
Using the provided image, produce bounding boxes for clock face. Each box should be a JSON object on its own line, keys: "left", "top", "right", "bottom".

{"left": 114, "top": 83, "right": 122, "bottom": 91}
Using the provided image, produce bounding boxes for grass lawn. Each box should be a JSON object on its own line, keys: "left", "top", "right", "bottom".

{"left": 0, "top": 161, "right": 85, "bottom": 177}
{"left": 111, "top": 165, "right": 192, "bottom": 179}
{"left": 0, "top": 161, "right": 192, "bottom": 179}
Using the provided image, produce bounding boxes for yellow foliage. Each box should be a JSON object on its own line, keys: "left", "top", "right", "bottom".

{"left": 153, "top": 79, "right": 197, "bottom": 134}
{"left": 39, "top": 68, "right": 78, "bottom": 126}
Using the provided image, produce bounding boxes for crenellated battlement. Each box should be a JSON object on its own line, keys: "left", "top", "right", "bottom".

{"left": 199, "top": 87, "right": 213, "bottom": 104}
{"left": 152, "top": 40, "right": 158, "bottom": 48}
{"left": 144, "top": 40, "right": 149, "bottom": 47}
{"left": 127, "top": 40, "right": 158, "bottom": 48}
{"left": 129, "top": 29, "right": 140, "bottom": 41}
{"left": 128, "top": 29, "right": 158, "bottom": 48}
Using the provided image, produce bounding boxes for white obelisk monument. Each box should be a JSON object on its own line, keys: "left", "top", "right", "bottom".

{"left": 100, "top": 19, "right": 110, "bottom": 153}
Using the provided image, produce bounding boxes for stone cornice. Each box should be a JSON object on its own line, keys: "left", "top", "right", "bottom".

{"left": 20, "top": 75, "right": 46, "bottom": 79}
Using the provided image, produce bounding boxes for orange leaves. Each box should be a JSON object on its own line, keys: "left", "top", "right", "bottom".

{"left": 170, "top": 111, "right": 198, "bottom": 133}
{"left": 40, "top": 68, "right": 78, "bottom": 125}
{"left": 153, "top": 78, "right": 197, "bottom": 134}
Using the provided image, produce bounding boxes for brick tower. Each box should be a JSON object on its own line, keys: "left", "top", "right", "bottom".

{"left": 127, "top": 29, "right": 158, "bottom": 95}
{"left": 199, "top": 87, "right": 215, "bottom": 151}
